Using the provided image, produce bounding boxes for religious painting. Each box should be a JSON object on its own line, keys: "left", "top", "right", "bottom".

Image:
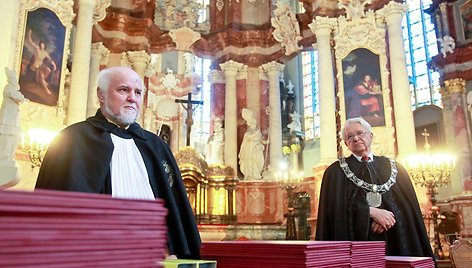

{"left": 18, "top": 8, "right": 66, "bottom": 106}
{"left": 342, "top": 48, "right": 385, "bottom": 127}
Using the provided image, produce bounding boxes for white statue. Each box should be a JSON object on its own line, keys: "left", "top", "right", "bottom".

{"left": 0, "top": 68, "right": 28, "bottom": 161}
{"left": 438, "top": 35, "right": 455, "bottom": 58}
{"left": 239, "top": 108, "right": 265, "bottom": 180}
{"left": 270, "top": 3, "right": 302, "bottom": 56}
{"left": 287, "top": 110, "right": 302, "bottom": 133}
{"left": 207, "top": 117, "right": 224, "bottom": 164}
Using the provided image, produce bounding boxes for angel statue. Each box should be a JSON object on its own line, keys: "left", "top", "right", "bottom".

{"left": 0, "top": 67, "right": 28, "bottom": 161}
{"left": 238, "top": 108, "right": 266, "bottom": 180}
{"left": 438, "top": 35, "right": 456, "bottom": 58}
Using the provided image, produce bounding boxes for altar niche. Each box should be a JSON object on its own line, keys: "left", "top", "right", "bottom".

{"left": 175, "top": 147, "right": 238, "bottom": 225}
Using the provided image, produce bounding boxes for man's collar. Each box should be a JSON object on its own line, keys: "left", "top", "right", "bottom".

{"left": 353, "top": 152, "right": 373, "bottom": 162}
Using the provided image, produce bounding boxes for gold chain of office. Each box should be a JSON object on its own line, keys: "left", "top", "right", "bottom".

{"left": 338, "top": 157, "right": 398, "bottom": 194}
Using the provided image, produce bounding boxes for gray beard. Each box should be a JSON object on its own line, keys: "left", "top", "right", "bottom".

{"left": 104, "top": 104, "right": 139, "bottom": 127}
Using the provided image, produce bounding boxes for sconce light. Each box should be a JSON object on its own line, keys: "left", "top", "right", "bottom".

{"left": 21, "top": 128, "right": 57, "bottom": 169}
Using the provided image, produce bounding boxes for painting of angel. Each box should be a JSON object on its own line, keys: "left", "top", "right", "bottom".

{"left": 19, "top": 8, "right": 65, "bottom": 106}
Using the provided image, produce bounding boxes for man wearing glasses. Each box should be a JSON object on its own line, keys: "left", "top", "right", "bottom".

{"left": 315, "top": 117, "right": 434, "bottom": 260}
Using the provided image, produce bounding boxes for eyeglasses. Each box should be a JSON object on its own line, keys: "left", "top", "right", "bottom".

{"left": 346, "top": 131, "right": 370, "bottom": 142}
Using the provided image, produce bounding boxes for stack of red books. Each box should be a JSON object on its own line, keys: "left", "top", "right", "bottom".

{"left": 385, "top": 256, "right": 435, "bottom": 268}
{"left": 351, "top": 241, "right": 386, "bottom": 267}
{"left": 0, "top": 189, "right": 168, "bottom": 268}
{"left": 201, "top": 240, "right": 352, "bottom": 268}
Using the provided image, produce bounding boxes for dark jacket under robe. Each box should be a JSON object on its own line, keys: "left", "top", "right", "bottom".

{"left": 36, "top": 109, "right": 201, "bottom": 259}
{"left": 315, "top": 155, "right": 434, "bottom": 259}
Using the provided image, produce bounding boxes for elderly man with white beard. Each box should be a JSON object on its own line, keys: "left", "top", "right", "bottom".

{"left": 36, "top": 66, "right": 201, "bottom": 260}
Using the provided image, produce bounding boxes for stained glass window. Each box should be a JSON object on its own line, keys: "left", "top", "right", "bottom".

{"left": 402, "top": 0, "right": 442, "bottom": 109}
{"left": 301, "top": 51, "right": 320, "bottom": 141}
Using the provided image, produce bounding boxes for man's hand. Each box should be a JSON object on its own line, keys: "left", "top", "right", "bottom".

{"left": 369, "top": 207, "right": 396, "bottom": 233}
{"left": 371, "top": 221, "right": 388, "bottom": 234}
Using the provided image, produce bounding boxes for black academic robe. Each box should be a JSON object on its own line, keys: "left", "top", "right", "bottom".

{"left": 36, "top": 109, "right": 201, "bottom": 259}
{"left": 315, "top": 155, "right": 434, "bottom": 259}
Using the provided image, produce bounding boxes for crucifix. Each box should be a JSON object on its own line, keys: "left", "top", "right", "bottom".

{"left": 421, "top": 128, "right": 431, "bottom": 153}
{"left": 175, "top": 93, "right": 203, "bottom": 146}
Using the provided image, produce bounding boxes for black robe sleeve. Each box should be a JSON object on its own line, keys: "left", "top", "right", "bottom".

{"left": 36, "top": 121, "right": 114, "bottom": 193}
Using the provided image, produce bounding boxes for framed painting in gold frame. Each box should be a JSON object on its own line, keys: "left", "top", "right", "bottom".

{"left": 341, "top": 48, "right": 385, "bottom": 127}
{"left": 14, "top": 0, "right": 74, "bottom": 108}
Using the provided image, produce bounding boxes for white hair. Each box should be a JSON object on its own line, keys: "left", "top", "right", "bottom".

{"left": 96, "top": 66, "right": 145, "bottom": 93}
{"left": 341, "top": 117, "right": 372, "bottom": 141}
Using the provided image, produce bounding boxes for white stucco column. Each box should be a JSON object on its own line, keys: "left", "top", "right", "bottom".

{"left": 261, "top": 61, "right": 285, "bottom": 173}
{"left": 379, "top": 2, "right": 416, "bottom": 158}
{"left": 220, "top": 60, "right": 244, "bottom": 171}
{"left": 87, "top": 42, "right": 109, "bottom": 117}
{"left": 309, "top": 17, "right": 338, "bottom": 164}
{"left": 0, "top": 1, "right": 21, "bottom": 101}
{"left": 67, "top": 0, "right": 111, "bottom": 125}
{"left": 126, "top": 50, "right": 151, "bottom": 79}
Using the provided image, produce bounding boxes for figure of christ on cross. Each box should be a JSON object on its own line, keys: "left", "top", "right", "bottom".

{"left": 175, "top": 93, "right": 203, "bottom": 146}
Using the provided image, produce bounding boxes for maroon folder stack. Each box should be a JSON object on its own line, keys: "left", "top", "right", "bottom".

{"left": 201, "top": 240, "right": 352, "bottom": 268}
{"left": 385, "top": 256, "right": 435, "bottom": 268}
{"left": 0, "top": 189, "right": 168, "bottom": 268}
{"left": 351, "top": 241, "right": 386, "bottom": 267}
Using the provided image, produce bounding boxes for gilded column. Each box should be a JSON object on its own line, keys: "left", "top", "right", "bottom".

{"left": 87, "top": 42, "right": 109, "bottom": 117}
{"left": 309, "top": 17, "right": 338, "bottom": 164}
{"left": 379, "top": 2, "right": 416, "bottom": 158}
{"left": 261, "top": 61, "right": 285, "bottom": 175}
{"left": 220, "top": 60, "right": 244, "bottom": 171}
{"left": 441, "top": 79, "right": 472, "bottom": 194}
{"left": 67, "top": 0, "right": 111, "bottom": 125}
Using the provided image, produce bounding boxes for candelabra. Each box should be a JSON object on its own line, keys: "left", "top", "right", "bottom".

{"left": 403, "top": 129, "right": 456, "bottom": 260}
{"left": 278, "top": 144, "right": 304, "bottom": 240}
{"left": 21, "top": 129, "right": 57, "bottom": 169}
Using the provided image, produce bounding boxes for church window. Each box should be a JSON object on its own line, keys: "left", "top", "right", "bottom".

{"left": 301, "top": 50, "right": 320, "bottom": 141}
{"left": 403, "top": 0, "right": 442, "bottom": 109}
{"left": 190, "top": 56, "right": 212, "bottom": 153}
